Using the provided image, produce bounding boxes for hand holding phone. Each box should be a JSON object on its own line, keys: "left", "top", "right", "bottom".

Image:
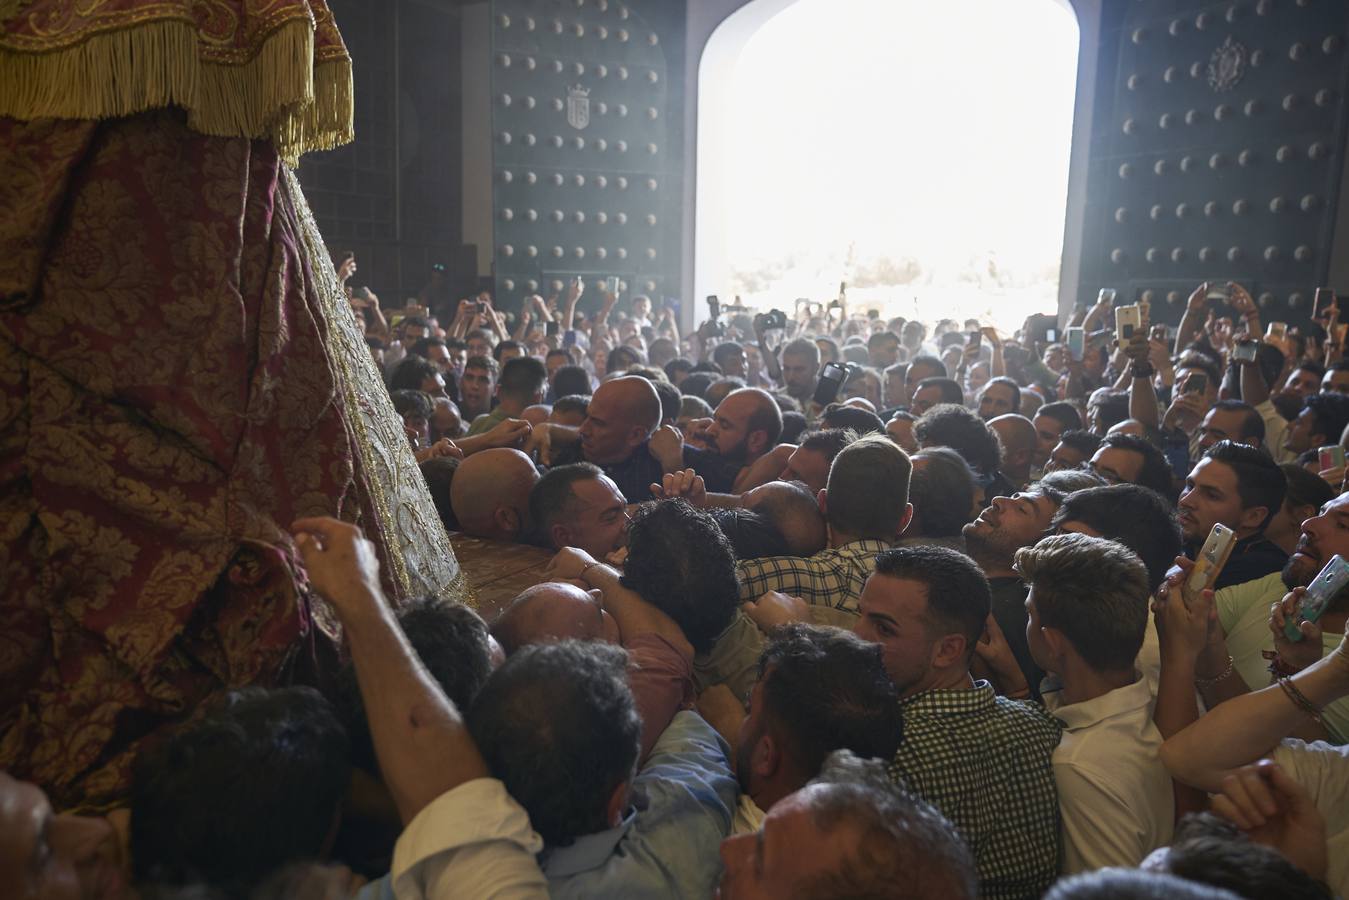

{"left": 813, "top": 362, "right": 849, "bottom": 407}
{"left": 1065, "top": 327, "right": 1085, "bottom": 361}
{"left": 1283, "top": 555, "right": 1349, "bottom": 642}
{"left": 1115, "top": 305, "right": 1142, "bottom": 341}
{"left": 1186, "top": 523, "right": 1237, "bottom": 599}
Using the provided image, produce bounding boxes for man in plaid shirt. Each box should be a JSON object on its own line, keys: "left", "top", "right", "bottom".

{"left": 737, "top": 434, "right": 913, "bottom": 611}
{"left": 855, "top": 546, "right": 1062, "bottom": 900}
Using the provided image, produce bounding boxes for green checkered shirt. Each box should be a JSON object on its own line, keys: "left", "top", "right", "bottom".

{"left": 889, "top": 681, "right": 1063, "bottom": 900}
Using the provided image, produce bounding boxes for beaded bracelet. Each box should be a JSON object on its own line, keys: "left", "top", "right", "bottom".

{"left": 1276, "top": 675, "right": 1324, "bottom": 727}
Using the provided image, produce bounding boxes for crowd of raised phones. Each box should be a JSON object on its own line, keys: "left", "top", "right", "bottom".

{"left": 12, "top": 262, "right": 1349, "bottom": 900}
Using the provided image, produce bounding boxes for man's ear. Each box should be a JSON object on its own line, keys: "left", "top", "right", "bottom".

{"left": 747, "top": 430, "right": 769, "bottom": 458}
{"left": 550, "top": 523, "right": 571, "bottom": 550}
{"left": 931, "top": 633, "right": 968, "bottom": 671}
{"left": 817, "top": 488, "right": 828, "bottom": 516}
{"left": 753, "top": 731, "right": 781, "bottom": 780}
{"left": 495, "top": 506, "right": 521, "bottom": 538}
{"left": 1238, "top": 505, "right": 1271, "bottom": 534}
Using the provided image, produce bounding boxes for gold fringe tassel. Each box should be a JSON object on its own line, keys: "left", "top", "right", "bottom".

{"left": 0, "top": 18, "right": 353, "bottom": 163}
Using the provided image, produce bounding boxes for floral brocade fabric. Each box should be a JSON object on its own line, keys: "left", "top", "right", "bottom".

{"left": 0, "top": 109, "right": 462, "bottom": 809}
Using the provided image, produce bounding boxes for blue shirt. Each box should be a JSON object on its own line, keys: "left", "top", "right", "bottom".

{"left": 542, "top": 711, "right": 738, "bottom": 899}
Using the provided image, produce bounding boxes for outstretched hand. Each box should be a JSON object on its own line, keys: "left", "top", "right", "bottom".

{"left": 291, "top": 517, "right": 384, "bottom": 614}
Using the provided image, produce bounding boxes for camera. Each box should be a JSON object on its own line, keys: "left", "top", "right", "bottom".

{"left": 755, "top": 309, "right": 788, "bottom": 331}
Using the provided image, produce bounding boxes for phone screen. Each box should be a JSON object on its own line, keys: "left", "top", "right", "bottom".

{"left": 812, "top": 362, "right": 848, "bottom": 406}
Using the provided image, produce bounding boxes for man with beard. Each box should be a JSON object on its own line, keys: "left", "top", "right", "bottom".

{"left": 653, "top": 388, "right": 782, "bottom": 494}
{"left": 963, "top": 485, "right": 1066, "bottom": 699}
{"left": 1176, "top": 442, "right": 1287, "bottom": 589}
{"left": 1178, "top": 491, "right": 1349, "bottom": 739}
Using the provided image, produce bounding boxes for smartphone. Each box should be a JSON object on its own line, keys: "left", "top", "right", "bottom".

{"left": 606, "top": 276, "right": 620, "bottom": 295}
{"left": 1267, "top": 322, "right": 1289, "bottom": 340}
{"left": 1150, "top": 324, "right": 1169, "bottom": 342}
{"left": 562, "top": 330, "right": 577, "bottom": 349}
{"left": 1184, "top": 372, "right": 1209, "bottom": 395}
{"left": 1045, "top": 328, "right": 1059, "bottom": 344}
{"left": 707, "top": 295, "right": 721, "bottom": 319}
{"left": 967, "top": 330, "right": 983, "bottom": 349}
{"left": 1285, "top": 554, "right": 1349, "bottom": 642}
{"left": 545, "top": 320, "right": 559, "bottom": 336}
{"left": 1186, "top": 523, "right": 1238, "bottom": 598}
{"left": 1319, "top": 445, "right": 1345, "bottom": 471}
{"left": 813, "top": 361, "right": 849, "bottom": 406}
{"left": 1206, "top": 283, "right": 1231, "bottom": 304}
{"left": 1065, "top": 327, "right": 1085, "bottom": 361}
{"left": 1233, "top": 340, "right": 1259, "bottom": 363}
{"left": 1115, "top": 305, "right": 1142, "bottom": 341}
{"left": 1099, "top": 288, "right": 1117, "bottom": 306}
{"left": 1313, "top": 287, "right": 1338, "bottom": 321}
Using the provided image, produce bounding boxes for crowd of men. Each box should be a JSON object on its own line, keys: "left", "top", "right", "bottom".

{"left": 9, "top": 272, "right": 1349, "bottom": 900}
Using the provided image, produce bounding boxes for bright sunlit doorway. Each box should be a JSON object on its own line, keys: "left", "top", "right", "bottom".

{"left": 693, "top": 0, "right": 1083, "bottom": 333}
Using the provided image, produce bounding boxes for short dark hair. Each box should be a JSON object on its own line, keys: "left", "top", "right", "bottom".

{"left": 909, "top": 448, "right": 978, "bottom": 538}
{"left": 1058, "top": 429, "right": 1102, "bottom": 459}
{"left": 545, "top": 347, "right": 571, "bottom": 364}
{"left": 1046, "top": 869, "right": 1241, "bottom": 900}
{"left": 390, "top": 388, "right": 433, "bottom": 421}
{"left": 907, "top": 355, "right": 946, "bottom": 380}
{"left": 712, "top": 341, "right": 745, "bottom": 369}
{"left": 606, "top": 345, "right": 647, "bottom": 374}
{"left": 1209, "top": 399, "right": 1265, "bottom": 444}
{"left": 1296, "top": 359, "right": 1327, "bottom": 378}
{"left": 914, "top": 376, "right": 965, "bottom": 406}
{"left": 621, "top": 500, "right": 740, "bottom": 653}
{"left": 1098, "top": 433, "right": 1174, "bottom": 497}
{"left": 551, "top": 365, "right": 592, "bottom": 398}
{"left": 530, "top": 462, "right": 605, "bottom": 544}
{"left": 981, "top": 376, "right": 1022, "bottom": 412}
{"left": 1051, "top": 484, "right": 1184, "bottom": 591}
{"left": 388, "top": 356, "right": 441, "bottom": 394}
{"left": 705, "top": 506, "right": 790, "bottom": 559}
{"left": 664, "top": 357, "right": 696, "bottom": 381}
{"left": 338, "top": 599, "right": 493, "bottom": 773}
{"left": 1038, "top": 401, "right": 1083, "bottom": 433}
{"left": 552, "top": 393, "right": 591, "bottom": 418}
{"left": 1087, "top": 388, "right": 1131, "bottom": 433}
{"left": 782, "top": 337, "right": 822, "bottom": 365}
{"left": 780, "top": 409, "right": 809, "bottom": 443}
{"left": 1015, "top": 534, "right": 1150, "bottom": 671}
{"left": 1303, "top": 392, "right": 1349, "bottom": 445}
{"left": 468, "top": 641, "right": 639, "bottom": 846}
{"left": 652, "top": 379, "right": 682, "bottom": 423}
{"left": 825, "top": 434, "right": 913, "bottom": 540}
{"left": 820, "top": 402, "right": 884, "bottom": 435}
{"left": 873, "top": 545, "right": 990, "bottom": 660}
{"left": 1177, "top": 350, "right": 1222, "bottom": 386}
{"left": 420, "top": 456, "right": 460, "bottom": 531}
{"left": 679, "top": 371, "right": 717, "bottom": 400}
{"left": 799, "top": 428, "right": 858, "bottom": 465}
{"left": 867, "top": 330, "right": 900, "bottom": 350}
{"left": 493, "top": 339, "right": 524, "bottom": 363}
{"left": 914, "top": 404, "right": 1002, "bottom": 474}
{"left": 496, "top": 355, "right": 547, "bottom": 402}
{"left": 1200, "top": 440, "right": 1286, "bottom": 528}
{"left": 800, "top": 751, "right": 977, "bottom": 900}
{"left": 1163, "top": 813, "right": 1334, "bottom": 900}
{"left": 464, "top": 354, "right": 499, "bottom": 376}
{"left": 130, "top": 687, "right": 350, "bottom": 891}
{"left": 1280, "top": 462, "right": 1335, "bottom": 513}
{"left": 759, "top": 625, "right": 903, "bottom": 780}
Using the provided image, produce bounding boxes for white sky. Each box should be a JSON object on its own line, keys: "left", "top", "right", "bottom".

{"left": 713, "top": 0, "right": 1080, "bottom": 326}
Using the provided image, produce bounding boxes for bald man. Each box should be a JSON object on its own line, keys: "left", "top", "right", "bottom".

{"left": 449, "top": 447, "right": 539, "bottom": 541}
{"left": 668, "top": 388, "right": 784, "bottom": 494}
{"left": 988, "top": 414, "right": 1038, "bottom": 489}
{"left": 490, "top": 582, "right": 621, "bottom": 654}
{"left": 548, "top": 376, "right": 664, "bottom": 503}
{"left": 489, "top": 574, "right": 692, "bottom": 760}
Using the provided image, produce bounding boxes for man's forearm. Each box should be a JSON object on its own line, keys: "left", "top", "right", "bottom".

{"left": 1161, "top": 646, "right": 1349, "bottom": 792}
{"left": 584, "top": 564, "right": 693, "bottom": 661}
{"left": 342, "top": 599, "right": 489, "bottom": 824}
{"left": 1130, "top": 375, "right": 1161, "bottom": 428}
{"left": 1240, "top": 362, "right": 1270, "bottom": 407}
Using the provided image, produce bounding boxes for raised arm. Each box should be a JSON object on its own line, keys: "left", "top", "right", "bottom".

{"left": 291, "top": 517, "right": 487, "bottom": 824}
{"left": 1161, "top": 632, "right": 1349, "bottom": 792}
